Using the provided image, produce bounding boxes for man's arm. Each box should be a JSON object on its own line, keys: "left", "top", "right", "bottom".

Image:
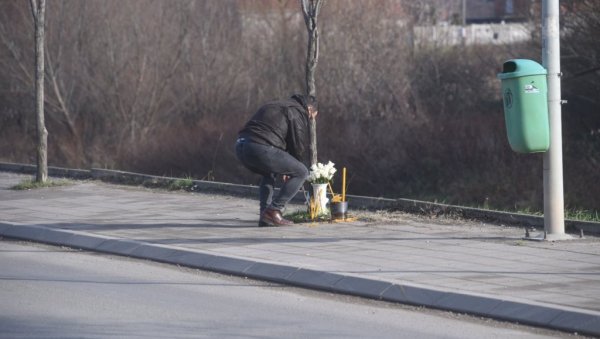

{"left": 286, "top": 108, "right": 310, "bottom": 164}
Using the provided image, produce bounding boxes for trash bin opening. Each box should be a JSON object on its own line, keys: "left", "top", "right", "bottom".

{"left": 503, "top": 61, "right": 517, "bottom": 73}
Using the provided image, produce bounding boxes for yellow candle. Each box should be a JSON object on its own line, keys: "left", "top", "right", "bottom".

{"left": 342, "top": 167, "right": 346, "bottom": 202}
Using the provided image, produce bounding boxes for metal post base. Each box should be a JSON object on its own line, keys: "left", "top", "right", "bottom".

{"left": 545, "top": 233, "right": 575, "bottom": 241}
{"left": 523, "top": 230, "right": 575, "bottom": 241}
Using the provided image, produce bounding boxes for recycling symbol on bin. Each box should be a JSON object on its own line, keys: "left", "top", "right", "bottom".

{"left": 503, "top": 88, "right": 513, "bottom": 109}
{"left": 524, "top": 82, "right": 540, "bottom": 94}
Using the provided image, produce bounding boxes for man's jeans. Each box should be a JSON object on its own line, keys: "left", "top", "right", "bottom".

{"left": 235, "top": 140, "right": 308, "bottom": 213}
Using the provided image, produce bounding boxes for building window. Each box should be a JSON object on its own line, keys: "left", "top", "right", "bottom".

{"left": 505, "top": 0, "right": 514, "bottom": 15}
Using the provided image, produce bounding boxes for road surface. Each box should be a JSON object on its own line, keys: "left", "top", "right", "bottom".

{"left": 0, "top": 239, "right": 577, "bottom": 338}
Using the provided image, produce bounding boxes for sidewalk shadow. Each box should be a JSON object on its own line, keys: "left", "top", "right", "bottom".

{"left": 10, "top": 221, "right": 527, "bottom": 245}
{"left": 49, "top": 219, "right": 260, "bottom": 231}
{"left": 150, "top": 235, "right": 520, "bottom": 245}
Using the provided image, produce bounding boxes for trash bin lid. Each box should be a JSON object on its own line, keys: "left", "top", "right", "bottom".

{"left": 497, "top": 59, "right": 547, "bottom": 79}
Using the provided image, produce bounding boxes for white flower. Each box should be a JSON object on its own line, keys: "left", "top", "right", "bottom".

{"left": 308, "top": 161, "right": 336, "bottom": 184}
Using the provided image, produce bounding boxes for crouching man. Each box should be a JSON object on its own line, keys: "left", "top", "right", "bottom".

{"left": 235, "top": 94, "right": 318, "bottom": 226}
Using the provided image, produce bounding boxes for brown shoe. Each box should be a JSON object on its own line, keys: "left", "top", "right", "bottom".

{"left": 260, "top": 208, "right": 293, "bottom": 227}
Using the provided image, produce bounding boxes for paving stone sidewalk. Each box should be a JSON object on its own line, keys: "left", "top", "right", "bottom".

{"left": 1, "top": 172, "right": 599, "bottom": 336}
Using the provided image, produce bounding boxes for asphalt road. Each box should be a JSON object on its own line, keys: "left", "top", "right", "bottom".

{"left": 0, "top": 239, "right": 576, "bottom": 339}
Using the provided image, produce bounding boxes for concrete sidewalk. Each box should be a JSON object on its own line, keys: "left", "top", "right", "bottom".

{"left": 1, "top": 171, "right": 599, "bottom": 336}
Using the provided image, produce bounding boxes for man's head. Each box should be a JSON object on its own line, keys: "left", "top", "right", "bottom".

{"left": 291, "top": 94, "right": 318, "bottom": 119}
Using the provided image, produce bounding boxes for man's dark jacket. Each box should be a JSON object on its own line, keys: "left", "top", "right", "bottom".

{"left": 238, "top": 95, "right": 311, "bottom": 164}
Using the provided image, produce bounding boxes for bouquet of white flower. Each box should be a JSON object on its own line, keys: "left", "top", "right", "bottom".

{"left": 308, "top": 161, "right": 337, "bottom": 184}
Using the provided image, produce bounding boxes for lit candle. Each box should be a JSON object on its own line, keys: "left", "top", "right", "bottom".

{"left": 342, "top": 167, "right": 346, "bottom": 202}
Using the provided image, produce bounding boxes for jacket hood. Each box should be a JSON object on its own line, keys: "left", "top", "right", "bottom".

{"left": 290, "top": 94, "right": 317, "bottom": 111}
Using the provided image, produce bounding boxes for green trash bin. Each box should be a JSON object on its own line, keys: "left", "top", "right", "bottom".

{"left": 497, "top": 59, "right": 549, "bottom": 153}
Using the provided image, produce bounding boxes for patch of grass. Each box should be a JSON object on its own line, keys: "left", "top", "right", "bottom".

{"left": 11, "top": 178, "right": 72, "bottom": 190}
{"left": 285, "top": 209, "right": 363, "bottom": 223}
{"left": 565, "top": 209, "right": 600, "bottom": 222}
{"left": 167, "top": 177, "right": 196, "bottom": 191}
{"left": 98, "top": 174, "right": 201, "bottom": 193}
{"left": 515, "top": 207, "right": 543, "bottom": 216}
{"left": 513, "top": 207, "right": 599, "bottom": 222}
{"left": 466, "top": 203, "right": 600, "bottom": 223}
{"left": 284, "top": 210, "right": 330, "bottom": 223}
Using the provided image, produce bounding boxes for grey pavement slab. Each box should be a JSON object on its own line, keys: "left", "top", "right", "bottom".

{"left": 1, "top": 171, "right": 600, "bottom": 336}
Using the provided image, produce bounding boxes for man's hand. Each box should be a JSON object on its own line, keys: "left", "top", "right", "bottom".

{"left": 308, "top": 105, "right": 318, "bottom": 119}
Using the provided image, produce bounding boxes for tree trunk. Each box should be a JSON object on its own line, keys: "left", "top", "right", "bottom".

{"left": 301, "top": 0, "right": 323, "bottom": 166}
{"left": 30, "top": 0, "right": 47, "bottom": 183}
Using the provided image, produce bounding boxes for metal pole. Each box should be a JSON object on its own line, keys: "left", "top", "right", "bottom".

{"left": 461, "top": 0, "right": 467, "bottom": 45}
{"left": 462, "top": 0, "right": 466, "bottom": 26}
{"left": 541, "top": 0, "right": 569, "bottom": 240}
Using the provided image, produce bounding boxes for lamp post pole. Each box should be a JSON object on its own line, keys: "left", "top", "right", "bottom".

{"left": 541, "top": 0, "right": 570, "bottom": 240}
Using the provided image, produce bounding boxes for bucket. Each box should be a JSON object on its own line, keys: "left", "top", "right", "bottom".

{"left": 330, "top": 201, "right": 348, "bottom": 219}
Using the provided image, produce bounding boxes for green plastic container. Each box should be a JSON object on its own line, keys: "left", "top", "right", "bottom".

{"left": 497, "top": 59, "right": 549, "bottom": 153}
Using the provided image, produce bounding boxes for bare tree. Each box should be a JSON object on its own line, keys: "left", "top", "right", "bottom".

{"left": 301, "top": 0, "right": 323, "bottom": 165}
{"left": 0, "top": 1, "right": 87, "bottom": 166}
{"left": 30, "top": 0, "right": 47, "bottom": 182}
